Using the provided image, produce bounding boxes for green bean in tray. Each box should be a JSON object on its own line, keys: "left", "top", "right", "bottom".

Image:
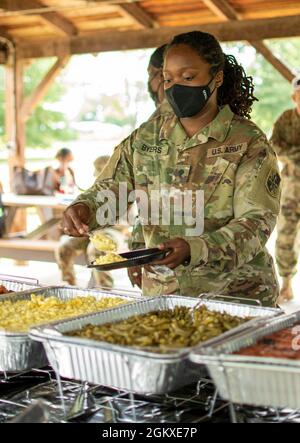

{"left": 65, "top": 305, "right": 250, "bottom": 350}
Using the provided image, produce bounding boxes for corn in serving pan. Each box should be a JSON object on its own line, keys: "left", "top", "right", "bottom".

{"left": 0, "top": 286, "right": 138, "bottom": 372}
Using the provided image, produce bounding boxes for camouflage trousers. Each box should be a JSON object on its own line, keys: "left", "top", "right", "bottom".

{"left": 275, "top": 177, "right": 300, "bottom": 278}
{"left": 55, "top": 235, "right": 113, "bottom": 288}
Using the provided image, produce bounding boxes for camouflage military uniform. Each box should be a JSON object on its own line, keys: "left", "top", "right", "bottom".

{"left": 129, "top": 99, "right": 172, "bottom": 251}
{"left": 72, "top": 105, "right": 281, "bottom": 306}
{"left": 271, "top": 108, "right": 300, "bottom": 279}
{"left": 149, "top": 99, "right": 172, "bottom": 119}
{"left": 56, "top": 233, "right": 114, "bottom": 288}
{"left": 56, "top": 155, "right": 121, "bottom": 288}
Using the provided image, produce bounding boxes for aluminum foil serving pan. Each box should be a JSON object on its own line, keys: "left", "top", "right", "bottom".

{"left": 190, "top": 311, "right": 300, "bottom": 410}
{"left": 0, "top": 286, "right": 138, "bottom": 372}
{"left": 0, "top": 274, "right": 40, "bottom": 293}
{"left": 30, "top": 295, "right": 280, "bottom": 395}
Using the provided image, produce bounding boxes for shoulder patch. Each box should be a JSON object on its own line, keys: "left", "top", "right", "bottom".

{"left": 266, "top": 169, "right": 281, "bottom": 198}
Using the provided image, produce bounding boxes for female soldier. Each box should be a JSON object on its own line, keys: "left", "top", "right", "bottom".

{"left": 61, "top": 31, "right": 281, "bottom": 306}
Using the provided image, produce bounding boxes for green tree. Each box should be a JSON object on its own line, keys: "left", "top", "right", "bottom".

{"left": 0, "top": 58, "right": 76, "bottom": 148}
{"left": 248, "top": 53, "right": 291, "bottom": 135}
{"left": 223, "top": 38, "right": 300, "bottom": 135}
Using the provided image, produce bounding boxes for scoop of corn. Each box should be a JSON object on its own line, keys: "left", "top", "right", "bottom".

{"left": 94, "top": 253, "right": 126, "bottom": 265}
{"left": 90, "top": 232, "right": 117, "bottom": 252}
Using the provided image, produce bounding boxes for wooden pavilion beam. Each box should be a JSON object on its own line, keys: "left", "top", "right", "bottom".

{"left": 16, "top": 15, "right": 300, "bottom": 59}
{"left": 248, "top": 40, "right": 294, "bottom": 81}
{"left": 248, "top": 40, "right": 294, "bottom": 82}
{"left": 0, "top": 25, "right": 14, "bottom": 41}
{"left": 0, "top": 28, "right": 14, "bottom": 63}
{"left": 202, "top": 0, "right": 294, "bottom": 82}
{"left": 116, "top": 3, "right": 156, "bottom": 29}
{"left": 202, "top": 0, "right": 241, "bottom": 21}
{"left": 20, "top": 55, "right": 70, "bottom": 122}
{"left": 0, "top": 0, "right": 78, "bottom": 36}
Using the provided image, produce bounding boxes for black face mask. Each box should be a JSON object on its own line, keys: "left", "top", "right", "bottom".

{"left": 165, "top": 77, "right": 215, "bottom": 118}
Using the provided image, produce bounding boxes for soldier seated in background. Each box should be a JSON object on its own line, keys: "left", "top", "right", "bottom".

{"left": 54, "top": 148, "right": 76, "bottom": 194}
{"left": 271, "top": 74, "right": 300, "bottom": 303}
{"left": 56, "top": 155, "right": 120, "bottom": 288}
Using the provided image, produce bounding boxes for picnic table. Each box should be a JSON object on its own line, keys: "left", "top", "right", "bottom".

{"left": 0, "top": 194, "right": 85, "bottom": 263}
{"left": 2, "top": 193, "right": 73, "bottom": 239}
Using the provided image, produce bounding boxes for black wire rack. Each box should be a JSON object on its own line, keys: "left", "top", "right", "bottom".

{"left": 1, "top": 367, "right": 300, "bottom": 423}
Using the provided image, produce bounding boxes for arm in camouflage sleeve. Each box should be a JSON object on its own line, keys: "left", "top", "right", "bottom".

{"left": 71, "top": 133, "right": 135, "bottom": 231}
{"left": 183, "top": 135, "right": 281, "bottom": 272}
{"left": 270, "top": 114, "right": 300, "bottom": 164}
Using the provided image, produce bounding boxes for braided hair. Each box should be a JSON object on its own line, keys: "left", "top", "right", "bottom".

{"left": 167, "top": 31, "right": 258, "bottom": 118}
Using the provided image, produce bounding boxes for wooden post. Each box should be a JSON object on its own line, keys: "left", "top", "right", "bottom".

{"left": 5, "top": 51, "right": 25, "bottom": 177}
{"left": 5, "top": 52, "right": 70, "bottom": 239}
{"left": 5, "top": 51, "right": 27, "bottom": 235}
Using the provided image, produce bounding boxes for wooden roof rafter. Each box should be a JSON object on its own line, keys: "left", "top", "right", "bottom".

{"left": 202, "top": 0, "right": 242, "bottom": 21}
{"left": 0, "top": 0, "right": 78, "bottom": 36}
{"left": 202, "top": 0, "right": 294, "bottom": 81}
{"left": 116, "top": 3, "right": 156, "bottom": 29}
{"left": 0, "top": 1, "right": 298, "bottom": 67}
{"left": 0, "top": 25, "right": 13, "bottom": 40}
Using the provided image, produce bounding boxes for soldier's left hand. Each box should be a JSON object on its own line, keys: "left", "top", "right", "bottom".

{"left": 149, "top": 238, "right": 191, "bottom": 269}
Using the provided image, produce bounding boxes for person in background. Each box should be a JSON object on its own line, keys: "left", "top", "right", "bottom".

{"left": 147, "top": 44, "right": 170, "bottom": 116}
{"left": 56, "top": 156, "right": 115, "bottom": 288}
{"left": 54, "top": 148, "right": 76, "bottom": 194}
{"left": 271, "top": 74, "right": 300, "bottom": 303}
{"left": 62, "top": 31, "right": 281, "bottom": 306}
{"left": 128, "top": 44, "right": 172, "bottom": 287}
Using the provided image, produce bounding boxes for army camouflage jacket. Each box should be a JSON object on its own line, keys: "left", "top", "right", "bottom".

{"left": 271, "top": 108, "right": 300, "bottom": 176}
{"left": 73, "top": 105, "right": 281, "bottom": 306}
{"left": 129, "top": 99, "right": 172, "bottom": 250}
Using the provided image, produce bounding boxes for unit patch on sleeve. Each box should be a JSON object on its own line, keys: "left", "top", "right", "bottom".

{"left": 266, "top": 169, "right": 281, "bottom": 198}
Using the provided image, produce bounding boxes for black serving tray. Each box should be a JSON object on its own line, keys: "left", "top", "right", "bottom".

{"left": 87, "top": 247, "right": 170, "bottom": 271}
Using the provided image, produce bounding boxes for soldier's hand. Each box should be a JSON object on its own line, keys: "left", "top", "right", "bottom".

{"left": 149, "top": 238, "right": 191, "bottom": 269}
{"left": 61, "top": 203, "right": 91, "bottom": 237}
{"left": 127, "top": 266, "right": 142, "bottom": 288}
